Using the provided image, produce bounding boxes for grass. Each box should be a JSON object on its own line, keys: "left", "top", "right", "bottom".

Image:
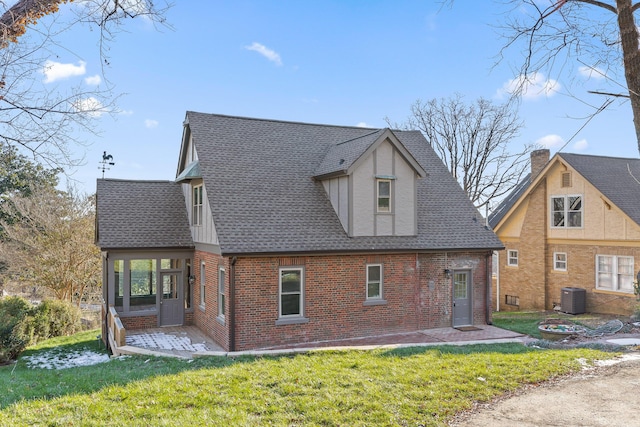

{"left": 0, "top": 329, "right": 619, "bottom": 426}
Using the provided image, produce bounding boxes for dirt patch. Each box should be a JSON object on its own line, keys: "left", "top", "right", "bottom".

{"left": 449, "top": 353, "right": 640, "bottom": 427}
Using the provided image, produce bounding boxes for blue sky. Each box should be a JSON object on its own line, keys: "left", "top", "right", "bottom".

{"left": 38, "top": 1, "right": 638, "bottom": 194}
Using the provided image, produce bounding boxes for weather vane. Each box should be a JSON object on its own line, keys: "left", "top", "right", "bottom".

{"left": 99, "top": 151, "right": 115, "bottom": 178}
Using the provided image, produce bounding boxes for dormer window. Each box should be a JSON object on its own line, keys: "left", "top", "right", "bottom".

{"left": 377, "top": 179, "right": 391, "bottom": 213}
{"left": 193, "top": 184, "right": 203, "bottom": 226}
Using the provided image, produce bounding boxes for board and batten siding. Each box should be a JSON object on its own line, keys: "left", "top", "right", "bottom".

{"left": 350, "top": 140, "right": 417, "bottom": 237}
{"left": 322, "top": 176, "right": 349, "bottom": 233}
{"left": 182, "top": 179, "right": 219, "bottom": 245}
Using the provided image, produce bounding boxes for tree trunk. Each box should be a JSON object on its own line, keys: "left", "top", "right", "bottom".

{"left": 616, "top": 0, "right": 640, "bottom": 154}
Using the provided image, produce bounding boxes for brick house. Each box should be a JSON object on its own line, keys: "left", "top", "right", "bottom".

{"left": 96, "top": 112, "right": 503, "bottom": 351}
{"left": 489, "top": 149, "right": 640, "bottom": 315}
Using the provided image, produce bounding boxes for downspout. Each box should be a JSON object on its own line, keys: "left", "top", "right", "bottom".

{"left": 486, "top": 251, "right": 492, "bottom": 325}
{"left": 495, "top": 251, "right": 500, "bottom": 312}
{"left": 229, "top": 256, "right": 237, "bottom": 352}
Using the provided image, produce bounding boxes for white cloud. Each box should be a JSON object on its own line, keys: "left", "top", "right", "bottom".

{"left": 72, "top": 97, "right": 105, "bottom": 117}
{"left": 84, "top": 74, "right": 102, "bottom": 85}
{"left": 356, "top": 122, "right": 369, "bottom": 128}
{"left": 144, "top": 119, "right": 159, "bottom": 128}
{"left": 497, "top": 72, "right": 560, "bottom": 100}
{"left": 42, "top": 60, "right": 86, "bottom": 83}
{"left": 578, "top": 65, "right": 605, "bottom": 80}
{"left": 536, "top": 134, "right": 565, "bottom": 149}
{"left": 572, "top": 139, "right": 589, "bottom": 151}
{"left": 245, "top": 42, "right": 282, "bottom": 66}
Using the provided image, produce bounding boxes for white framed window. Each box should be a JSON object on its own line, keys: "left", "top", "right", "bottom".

{"left": 366, "top": 264, "right": 383, "bottom": 300}
{"left": 551, "top": 195, "right": 583, "bottom": 228}
{"left": 279, "top": 267, "right": 304, "bottom": 318}
{"left": 554, "top": 252, "right": 567, "bottom": 271}
{"left": 218, "top": 267, "right": 225, "bottom": 318}
{"left": 507, "top": 250, "right": 519, "bottom": 267}
{"left": 596, "top": 255, "right": 634, "bottom": 293}
{"left": 199, "top": 261, "right": 206, "bottom": 308}
{"left": 193, "top": 184, "right": 203, "bottom": 226}
{"left": 377, "top": 179, "right": 391, "bottom": 212}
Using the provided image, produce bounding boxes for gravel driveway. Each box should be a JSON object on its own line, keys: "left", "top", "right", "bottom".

{"left": 451, "top": 353, "right": 640, "bottom": 426}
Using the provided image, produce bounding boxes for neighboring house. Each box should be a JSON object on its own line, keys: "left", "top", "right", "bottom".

{"left": 96, "top": 112, "right": 503, "bottom": 352}
{"left": 489, "top": 149, "right": 640, "bottom": 316}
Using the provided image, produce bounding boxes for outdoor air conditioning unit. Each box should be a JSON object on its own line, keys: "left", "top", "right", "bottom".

{"left": 561, "top": 287, "right": 586, "bottom": 315}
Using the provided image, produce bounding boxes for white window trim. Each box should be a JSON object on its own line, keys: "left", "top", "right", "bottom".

{"left": 376, "top": 179, "right": 392, "bottom": 213}
{"left": 193, "top": 184, "right": 203, "bottom": 226}
{"left": 218, "top": 267, "right": 225, "bottom": 319}
{"left": 554, "top": 252, "right": 567, "bottom": 271}
{"left": 507, "top": 250, "right": 519, "bottom": 267}
{"left": 551, "top": 194, "right": 583, "bottom": 229}
{"left": 596, "top": 255, "right": 634, "bottom": 293}
{"left": 365, "top": 264, "right": 384, "bottom": 301}
{"left": 278, "top": 267, "right": 305, "bottom": 320}
{"left": 199, "top": 261, "right": 206, "bottom": 309}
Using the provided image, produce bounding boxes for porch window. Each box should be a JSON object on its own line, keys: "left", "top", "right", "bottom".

{"left": 377, "top": 179, "right": 391, "bottom": 212}
{"left": 554, "top": 252, "right": 567, "bottom": 271}
{"left": 596, "top": 255, "right": 634, "bottom": 293}
{"left": 366, "top": 264, "right": 383, "bottom": 300}
{"left": 193, "top": 185, "right": 203, "bottom": 226}
{"left": 551, "top": 195, "right": 583, "bottom": 228}
{"left": 115, "top": 260, "right": 124, "bottom": 307}
{"left": 279, "top": 268, "right": 303, "bottom": 318}
{"left": 129, "top": 259, "right": 157, "bottom": 310}
{"left": 507, "top": 250, "right": 518, "bottom": 267}
{"left": 218, "top": 267, "right": 225, "bottom": 319}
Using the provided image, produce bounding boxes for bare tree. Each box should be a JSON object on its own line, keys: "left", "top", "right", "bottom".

{"left": 388, "top": 94, "right": 534, "bottom": 210}
{"left": 501, "top": 0, "right": 640, "bottom": 154}
{"left": 0, "top": 186, "right": 101, "bottom": 303}
{"left": 0, "top": 0, "right": 170, "bottom": 167}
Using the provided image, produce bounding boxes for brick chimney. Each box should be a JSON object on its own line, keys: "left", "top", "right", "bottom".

{"left": 530, "top": 149, "right": 550, "bottom": 178}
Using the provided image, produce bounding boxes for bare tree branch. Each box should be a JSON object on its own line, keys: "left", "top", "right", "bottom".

{"left": 387, "top": 94, "right": 534, "bottom": 210}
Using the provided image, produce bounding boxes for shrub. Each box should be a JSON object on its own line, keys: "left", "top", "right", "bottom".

{"left": 0, "top": 296, "right": 82, "bottom": 363}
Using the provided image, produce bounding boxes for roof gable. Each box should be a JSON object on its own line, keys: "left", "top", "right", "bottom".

{"left": 314, "top": 128, "right": 427, "bottom": 179}
{"left": 489, "top": 153, "right": 640, "bottom": 231}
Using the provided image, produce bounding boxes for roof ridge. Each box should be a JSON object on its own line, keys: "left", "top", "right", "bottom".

{"left": 98, "top": 178, "right": 176, "bottom": 184}
{"left": 335, "top": 129, "right": 384, "bottom": 146}
{"left": 186, "top": 110, "right": 379, "bottom": 131}
{"left": 559, "top": 152, "right": 640, "bottom": 162}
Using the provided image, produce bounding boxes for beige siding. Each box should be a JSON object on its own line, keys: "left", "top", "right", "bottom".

{"left": 322, "top": 176, "right": 349, "bottom": 233}
{"left": 352, "top": 155, "right": 375, "bottom": 236}
{"left": 547, "top": 163, "right": 640, "bottom": 240}
{"left": 182, "top": 179, "right": 219, "bottom": 245}
{"left": 394, "top": 150, "right": 416, "bottom": 235}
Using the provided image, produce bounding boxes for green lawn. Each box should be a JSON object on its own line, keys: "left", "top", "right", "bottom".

{"left": 0, "top": 329, "right": 617, "bottom": 426}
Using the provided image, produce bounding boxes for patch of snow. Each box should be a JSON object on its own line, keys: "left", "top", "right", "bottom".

{"left": 595, "top": 353, "right": 640, "bottom": 367}
{"left": 23, "top": 349, "right": 110, "bottom": 370}
{"left": 125, "top": 332, "right": 209, "bottom": 352}
{"left": 606, "top": 338, "right": 640, "bottom": 346}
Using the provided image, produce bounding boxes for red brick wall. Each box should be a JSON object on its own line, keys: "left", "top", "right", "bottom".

{"left": 120, "top": 314, "right": 157, "bottom": 330}
{"left": 218, "top": 251, "right": 490, "bottom": 351}
{"left": 192, "top": 250, "right": 230, "bottom": 350}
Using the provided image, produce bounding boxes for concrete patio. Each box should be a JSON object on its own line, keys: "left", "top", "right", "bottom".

{"left": 113, "top": 324, "right": 527, "bottom": 359}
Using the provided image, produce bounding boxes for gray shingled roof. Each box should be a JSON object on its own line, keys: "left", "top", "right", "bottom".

{"left": 186, "top": 112, "right": 503, "bottom": 255}
{"left": 96, "top": 179, "right": 194, "bottom": 250}
{"left": 487, "top": 153, "right": 640, "bottom": 230}
{"left": 488, "top": 173, "right": 531, "bottom": 229}
{"left": 561, "top": 153, "right": 640, "bottom": 225}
